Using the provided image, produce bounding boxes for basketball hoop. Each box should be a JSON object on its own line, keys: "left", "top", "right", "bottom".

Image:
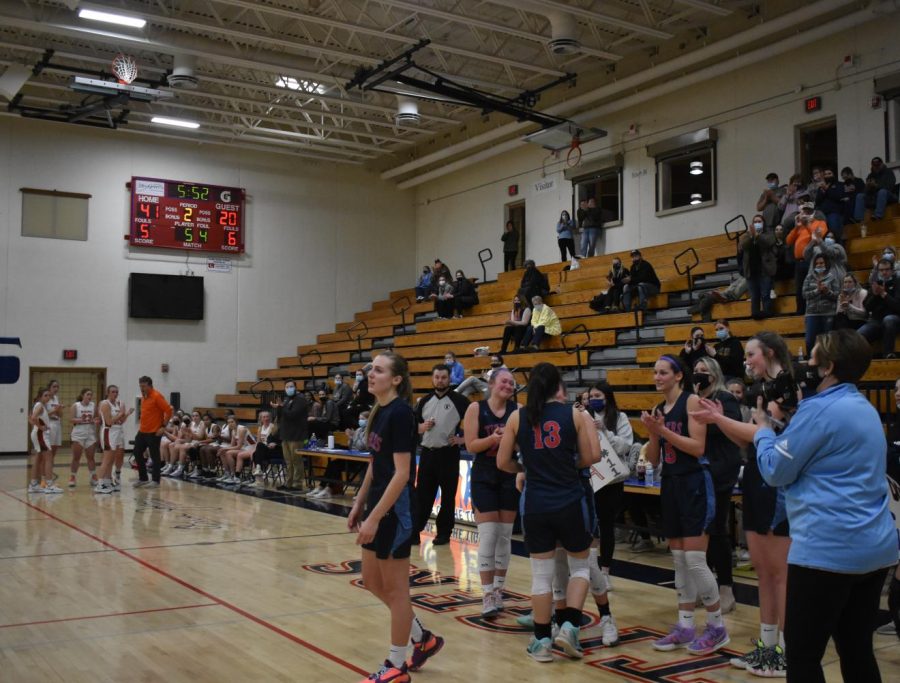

{"left": 566, "top": 134, "right": 582, "bottom": 167}
{"left": 111, "top": 53, "right": 138, "bottom": 85}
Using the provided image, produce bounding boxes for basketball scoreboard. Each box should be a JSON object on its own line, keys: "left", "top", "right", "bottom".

{"left": 129, "top": 177, "right": 245, "bottom": 254}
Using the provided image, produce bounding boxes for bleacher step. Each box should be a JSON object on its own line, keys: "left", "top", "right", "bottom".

{"left": 644, "top": 307, "right": 692, "bottom": 323}
{"left": 351, "top": 352, "right": 372, "bottom": 363}
{"left": 693, "top": 270, "right": 736, "bottom": 287}
{"left": 717, "top": 257, "right": 738, "bottom": 271}
{"left": 373, "top": 338, "right": 394, "bottom": 349}
{"left": 394, "top": 324, "right": 416, "bottom": 335}
{"left": 617, "top": 327, "right": 665, "bottom": 344}
{"left": 562, "top": 368, "right": 604, "bottom": 384}
{"left": 589, "top": 348, "right": 638, "bottom": 364}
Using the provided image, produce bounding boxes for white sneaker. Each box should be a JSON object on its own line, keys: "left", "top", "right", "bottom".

{"left": 599, "top": 615, "right": 619, "bottom": 646}
{"left": 111, "top": 479, "right": 121, "bottom": 492}
{"left": 43, "top": 483, "right": 63, "bottom": 494}
{"left": 317, "top": 488, "right": 332, "bottom": 499}
{"left": 145, "top": 481, "right": 160, "bottom": 488}
{"left": 133, "top": 479, "right": 150, "bottom": 488}
{"left": 252, "top": 465, "right": 262, "bottom": 476}
{"left": 216, "top": 473, "right": 228, "bottom": 482}
{"left": 188, "top": 468, "right": 203, "bottom": 480}
{"left": 492, "top": 588, "right": 505, "bottom": 613}
{"left": 27, "top": 481, "right": 43, "bottom": 494}
{"left": 225, "top": 476, "right": 239, "bottom": 485}
{"left": 309, "top": 487, "right": 325, "bottom": 498}
{"left": 171, "top": 465, "right": 184, "bottom": 478}
{"left": 482, "top": 593, "right": 499, "bottom": 617}
{"left": 94, "top": 482, "right": 114, "bottom": 495}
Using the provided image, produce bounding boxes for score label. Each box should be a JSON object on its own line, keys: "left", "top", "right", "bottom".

{"left": 129, "top": 177, "right": 245, "bottom": 254}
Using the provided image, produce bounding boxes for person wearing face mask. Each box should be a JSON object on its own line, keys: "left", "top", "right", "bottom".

{"left": 853, "top": 156, "right": 898, "bottom": 222}
{"left": 679, "top": 327, "right": 713, "bottom": 383}
{"left": 803, "top": 227, "right": 847, "bottom": 280}
{"left": 690, "top": 359, "right": 743, "bottom": 615}
{"left": 757, "top": 172, "right": 786, "bottom": 230}
{"left": 741, "top": 214, "right": 777, "bottom": 319}
{"left": 834, "top": 273, "right": 869, "bottom": 332}
{"left": 621, "top": 249, "right": 661, "bottom": 313}
{"left": 556, "top": 209, "right": 577, "bottom": 262}
{"left": 331, "top": 372, "right": 353, "bottom": 413}
{"left": 709, "top": 320, "right": 744, "bottom": 379}
{"left": 861, "top": 258, "right": 900, "bottom": 358}
{"left": 431, "top": 272, "right": 455, "bottom": 320}
{"left": 451, "top": 270, "right": 478, "bottom": 319}
{"left": 753, "top": 330, "right": 896, "bottom": 681}
{"left": 802, "top": 253, "right": 839, "bottom": 355}
{"left": 414, "top": 266, "right": 432, "bottom": 302}
{"left": 840, "top": 167, "right": 865, "bottom": 224}
{"left": 520, "top": 295, "right": 561, "bottom": 351}
{"left": 580, "top": 197, "right": 603, "bottom": 258}
{"left": 455, "top": 354, "right": 506, "bottom": 398}
{"left": 270, "top": 379, "right": 310, "bottom": 493}
{"left": 870, "top": 246, "right": 899, "bottom": 278}
{"left": 519, "top": 259, "right": 550, "bottom": 302}
{"left": 589, "top": 257, "right": 629, "bottom": 313}
{"left": 779, "top": 173, "right": 805, "bottom": 220}
{"left": 501, "top": 220, "right": 520, "bottom": 271}
{"left": 442, "top": 351, "right": 465, "bottom": 388}
{"left": 500, "top": 292, "right": 532, "bottom": 354}
{"left": 786, "top": 206, "right": 826, "bottom": 315}
{"left": 813, "top": 168, "right": 846, "bottom": 242}
{"left": 345, "top": 366, "right": 374, "bottom": 428}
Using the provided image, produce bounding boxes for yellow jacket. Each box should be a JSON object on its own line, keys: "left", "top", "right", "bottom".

{"left": 530, "top": 305, "right": 561, "bottom": 336}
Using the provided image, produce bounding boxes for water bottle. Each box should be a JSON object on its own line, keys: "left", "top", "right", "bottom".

{"left": 645, "top": 463, "right": 655, "bottom": 487}
{"left": 797, "top": 346, "right": 804, "bottom": 362}
{"left": 309, "top": 434, "right": 318, "bottom": 451}
{"left": 636, "top": 459, "right": 646, "bottom": 483}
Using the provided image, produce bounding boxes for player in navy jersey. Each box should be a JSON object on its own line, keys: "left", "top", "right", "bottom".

{"left": 463, "top": 367, "right": 521, "bottom": 617}
{"left": 641, "top": 355, "right": 730, "bottom": 656}
{"left": 497, "top": 362, "right": 600, "bottom": 663}
{"left": 347, "top": 351, "right": 443, "bottom": 683}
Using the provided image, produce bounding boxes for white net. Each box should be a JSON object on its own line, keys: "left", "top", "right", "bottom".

{"left": 111, "top": 53, "right": 138, "bottom": 84}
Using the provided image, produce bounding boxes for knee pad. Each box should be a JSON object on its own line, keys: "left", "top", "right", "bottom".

{"left": 493, "top": 523, "right": 513, "bottom": 572}
{"left": 567, "top": 554, "right": 591, "bottom": 584}
{"left": 530, "top": 557, "right": 556, "bottom": 596}
{"left": 477, "top": 522, "right": 499, "bottom": 573}
{"left": 672, "top": 549, "right": 696, "bottom": 604}
{"left": 685, "top": 550, "right": 719, "bottom": 606}
{"left": 552, "top": 547, "right": 569, "bottom": 601}
{"left": 589, "top": 547, "right": 608, "bottom": 595}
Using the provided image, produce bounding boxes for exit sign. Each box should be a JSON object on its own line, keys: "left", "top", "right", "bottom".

{"left": 805, "top": 96, "right": 822, "bottom": 113}
{"left": 508, "top": 184, "right": 519, "bottom": 196}
{"left": 62, "top": 349, "right": 77, "bottom": 361}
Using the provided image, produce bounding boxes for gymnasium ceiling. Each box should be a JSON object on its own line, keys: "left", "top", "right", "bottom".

{"left": 0, "top": 0, "right": 869, "bottom": 179}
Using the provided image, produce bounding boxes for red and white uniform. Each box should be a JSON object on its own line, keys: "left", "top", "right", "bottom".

{"left": 189, "top": 420, "right": 205, "bottom": 446}
{"left": 71, "top": 401, "right": 97, "bottom": 448}
{"left": 100, "top": 399, "right": 125, "bottom": 450}
{"left": 30, "top": 402, "right": 50, "bottom": 452}
{"left": 236, "top": 425, "right": 257, "bottom": 452}
{"left": 47, "top": 394, "right": 62, "bottom": 447}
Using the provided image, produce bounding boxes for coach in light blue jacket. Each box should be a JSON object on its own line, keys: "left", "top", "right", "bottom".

{"left": 753, "top": 329, "right": 895, "bottom": 683}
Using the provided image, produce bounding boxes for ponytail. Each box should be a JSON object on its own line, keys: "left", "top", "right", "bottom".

{"left": 524, "top": 362, "right": 562, "bottom": 427}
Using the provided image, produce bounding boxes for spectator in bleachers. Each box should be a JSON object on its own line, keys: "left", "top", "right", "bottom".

{"left": 501, "top": 220, "right": 519, "bottom": 272}
{"left": 589, "top": 256, "right": 629, "bottom": 313}
{"left": 346, "top": 410, "right": 370, "bottom": 451}
{"left": 806, "top": 167, "right": 824, "bottom": 199}
{"left": 332, "top": 373, "right": 353, "bottom": 427}
{"left": 581, "top": 197, "right": 603, "bottom": 257}
{"left": 860, "top": 258, "right": 900, "bottom": 358}
{"left": 803, "top": 228, "right": 847, "bottom": 281}
{"left": 309, "top": 388, "right": 339, "bottom": 439}
{"left": 345, "top": 366, "right": 374, "bottom": 427}
{"left": 556, "top": 210, "right": 577, "bottom": 262}
{"left": 679, "top": 327, "right": 711, "bottom": 381}
{"left": 780, "top": 174, "right": 805, "bottom": 220}
{"left": 520, "top": 295, "right": 560, "bottom": 351}
{"left": 519, "top": 259, "right": 550, "bottom": 302}
{"left": 853, "top": 156, "right": 898, "bottom": 222}
{"left": 456, "top": 354, "right": 506, "bottom": 398}
{"left": 834, "top": 273, "right": 868, "bottom": 331}
{"left": 786, "top": 205, "right": 826, "bottom": 315}
{"left": 725, "top": 378, "right": 753, "bottom": 423}
{"left": 741, "top": 214, "right": 777, "bottom": 319}
{"left": 802, "top": 253, "right": 840, "bottom": 354}
{"left": 757, "top": 172, "right": 786, "bottom": 229}
{"left": 711, "top": 320, "right": 745, "bottom": 380}
{"left": 621, "top": 249, "right": 661, "bottom": 313}
{"left": 814, "top": 168, "right": 846, "bottom": 242}
{"left": 499, "top": 291, "right": 532, "bottom": 354}
{"left": 431, "top": 272, "right": 455, "bottom": 320}
{"left": 840, "top": 167, "right": 865, "bottom": 224}
{"left": 687, "top": 275, "right": 748, "bottom": 323}
{"left": 429, "top": 258, "right": 452, "bottom": 299}
{"left": 443, "top": 351, "right": 465, "bottom": 388}
{"left": 415, "top": 266, "right": 432, "bottom": 302}
{"left": 307, "top": 390, "right": 322, "bottom": 419}
{"left": 452, "top": 270, "right": 479, "bottom": 319}
{"left": 576, "top": 198, "right": 588, "bottom": 255}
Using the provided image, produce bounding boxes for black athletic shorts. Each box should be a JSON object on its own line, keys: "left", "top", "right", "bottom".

{"left": 361, "top": 507, "right": 413, "bottom": 560}
{"left": 471, "top": 466, "right": 520, "bottom": 513}
{"left": 742, "top": 459, "right": 790, "bottom": 536}
{"left": 660, "top": 469, "right": 715, "bottom": 539}
{"left": 523, "top": 498, "right": 593, "bottom": 555}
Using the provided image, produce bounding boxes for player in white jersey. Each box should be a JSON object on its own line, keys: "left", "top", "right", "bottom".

{"left": 219, "top": 419, "right": 256, "bottom": 485}
{"left": 171, "top": 411, "right": 206, "bottom": 478}
{"left": 159, "top": 416, "right": 184, "bottom": 475}
{"left": 95, "top": 385, "right": 133, "bottom": 494}
{"left": 46, "top": 379, "right": 63, "bottom": 482}
{"left": 68, "top": 389, "right": 98, "bottom": 488}
{"left": 28, "top": 387, "right": 62, "bottom": 494}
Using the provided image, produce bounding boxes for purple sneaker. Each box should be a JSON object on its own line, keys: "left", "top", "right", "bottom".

{"left": 652, "top": 624, "right": 696, "bottom": 651}
{"left": 406, "top": 629, "right": 444, "bottom": 671}
{"left": 687, "top": 623, "right": 730, "bottom": 655}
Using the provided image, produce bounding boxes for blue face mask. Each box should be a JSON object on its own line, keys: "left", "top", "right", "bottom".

{"left": 824, "top": 237, "right": 835, "bottom": 246}
{"left": 715, "top": 328, "right": 728, "bottom": 341}
{"left": 768, "top": 182, "right": 778, "bottom": 190}
{"left": 358, "top": 419, "right": 367, "bottom": 429}
{"left": 285, "top": 387, "right": 296, "bottom": 397}
{"left": 814, "top": 267, "right": 826, "bottom": 275}
{"left": 588, "top": 398, "right": 605, "bottom": 412}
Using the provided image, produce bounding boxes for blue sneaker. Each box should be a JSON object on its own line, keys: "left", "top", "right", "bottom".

{"left": 553, "top": 621, "right": 584, "bottom": 659}
{"left": 526, "top": 636, "right": 553, "bottom": 663}
{"left": 515, "top": 612, "right": 534, "bottom": 628}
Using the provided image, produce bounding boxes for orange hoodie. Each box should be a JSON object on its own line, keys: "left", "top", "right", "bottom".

{"left": 786, "top": 218, "right": 827, "bottom": 260}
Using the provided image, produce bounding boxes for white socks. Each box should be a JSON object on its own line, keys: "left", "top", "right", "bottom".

{"left": 760, "top": 623, "right": 778, "bottom": 647}
{"left": 388, "top": 644, "right": 406, "bottom": 668}
{"left": 410, "top": 615, "right": 424, "bottom": 643}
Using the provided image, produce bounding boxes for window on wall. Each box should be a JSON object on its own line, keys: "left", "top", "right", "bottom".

{"left": 876, "top": 72, "right": 900, "bottom": 163}
{"left": 566, "top": 156, "right": 623, "bottom": 227}
{"left": 648, "top": 128, "right": 717, "bottom": 214}
{"left": 20, "top": 188, "right": 91, "bottom": 241}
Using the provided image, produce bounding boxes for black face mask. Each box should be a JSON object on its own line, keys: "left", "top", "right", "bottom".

{"left": 693, "top": 373, "right": 712, "bottom": 391}
{"left": 802, "top": 365, "right": 824, "bottom": 393}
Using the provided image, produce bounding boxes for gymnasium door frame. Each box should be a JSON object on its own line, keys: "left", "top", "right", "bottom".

{"left": 505, "top": 200, "right": 526, "bottom": 267}
{"left": 795, "top": 116, "right": 838, "bottom": 180}
{"left": 27, "top": 366, "right": 107, "bottom": 452}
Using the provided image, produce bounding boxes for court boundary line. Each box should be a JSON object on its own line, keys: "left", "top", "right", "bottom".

{"left": 0, "top": 603, "right": 217, "bottom": 629}
{"left": 1, "top": 491, "right": 368, "bottom": 677}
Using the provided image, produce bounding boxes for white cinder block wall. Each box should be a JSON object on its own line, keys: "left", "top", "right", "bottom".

{"left": 0, "top": 118, "right": 416, "bottom": 452}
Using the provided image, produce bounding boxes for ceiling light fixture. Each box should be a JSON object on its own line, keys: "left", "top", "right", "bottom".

{"left": 77, "top": 7, "right": 147, "bottom": 29}
{"left": 151, "top": 116, "right": 199, "bottom": 129}
{"left": 690, "top": 193, "right": 703, "bottom": 205}
{"left": 689, "top": 160, "right": 704, "bottom": 175}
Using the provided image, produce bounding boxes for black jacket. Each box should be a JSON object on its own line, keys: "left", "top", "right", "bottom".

{"left": 714, "top": 336, "right": 745, "bottom": 380}
{"left": 454, "top": 277, "right": 479, "bottom": 304}
{"left": 520, "top": 267, "right": 550, "bottom": 301}
{"left": 629, "top": 260, "right": 660, "bottom": 288}
{"left": 864, "top": 274, "right": 900, "bottom": 322}
{"left": 277, "top": 393, "right": 309, "bottom": 442}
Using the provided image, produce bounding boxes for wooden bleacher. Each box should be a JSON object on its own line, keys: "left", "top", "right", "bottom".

{"left": 201, "top": 205, "right": 900, "bottom": 437}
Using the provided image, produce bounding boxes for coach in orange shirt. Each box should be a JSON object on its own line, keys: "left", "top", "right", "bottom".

{"left": 134, "top": 375, "right": 172, "bottom": 487}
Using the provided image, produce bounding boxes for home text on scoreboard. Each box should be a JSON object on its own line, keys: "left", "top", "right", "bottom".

{"left": 129, "top": 177, "right": 245, "bottom": 254}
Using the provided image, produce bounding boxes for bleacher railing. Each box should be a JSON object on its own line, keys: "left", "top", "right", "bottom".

{"left": 562, "top": 323, "right": 592, "bottom": 386}
{"left": 299, "top": 349, "right": 323, "bottom": 391}
{"left": 724, "top": 215, "right": 748, "bottom": 262}
{"left": 346, "top": 320, "right": 369, "bottom": 357}
{"left": 674, "top": 246, "right": 700, "bottom": 303}
{"left": 391, "top": 295, "right": 412, "bottom": 330}
{"left": 478, "top": 247, "right": 493, "bottom": 284}
{"left": 250, "top": 378, "right": 275, "bottom": 411}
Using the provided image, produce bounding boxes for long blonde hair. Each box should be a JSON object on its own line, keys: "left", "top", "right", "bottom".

{"left": 364, "top": 351, "right": 412, "bottom": 441}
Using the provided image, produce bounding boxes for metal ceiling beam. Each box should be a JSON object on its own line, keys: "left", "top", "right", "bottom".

{"left": 673, "top": 0, "right": 733, "bottom": 17}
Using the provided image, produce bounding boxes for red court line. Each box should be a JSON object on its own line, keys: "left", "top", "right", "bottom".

{"left": 2, "top": 491, "right": 367, "bottom": 677}
{"left": 0, "top": 603, "right": 217, "bottom": 629}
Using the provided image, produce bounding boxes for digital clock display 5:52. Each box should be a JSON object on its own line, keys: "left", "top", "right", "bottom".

{"left": 129, "top": 177, "right": 245, "bottom": 254}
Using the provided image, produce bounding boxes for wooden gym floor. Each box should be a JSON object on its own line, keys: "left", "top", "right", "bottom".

{"left": 1, "top": 455, "right": 898, "bottom": 682}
